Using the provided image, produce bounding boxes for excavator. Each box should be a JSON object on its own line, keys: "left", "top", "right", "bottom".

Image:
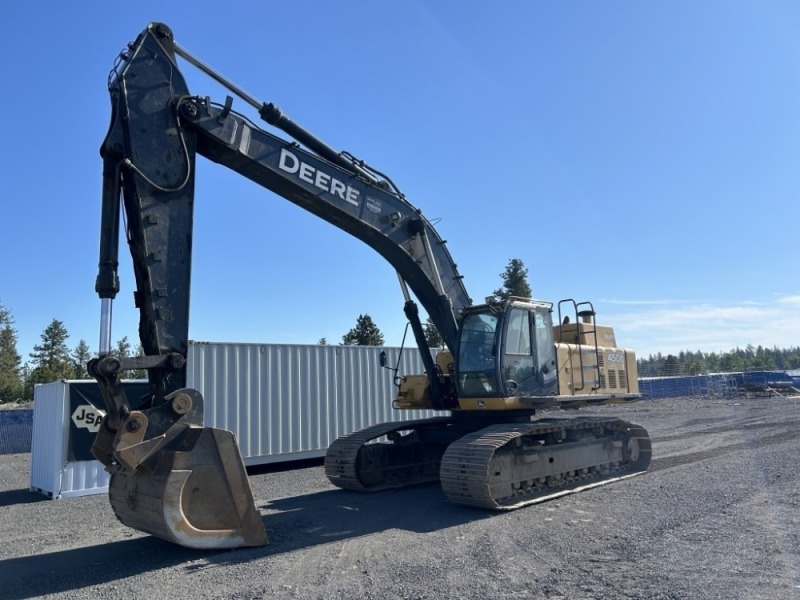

{"left": 89, "top": 23, "right": 651, "bottom": 550}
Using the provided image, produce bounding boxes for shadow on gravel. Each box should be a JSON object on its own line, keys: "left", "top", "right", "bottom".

{"left": 1, "top": 536, "right": 216, "bottom": 599}
{"left": 1, "top": 483, "right": 489, "bottom": 598}
{"left": 259, "top": 483, "right": 491, "bottom": 554}
{"left": 0, "top": 488, "right": 49, "bottom": 507}
{"left": 247, "top": 456, "right": 325, "bottom": 476}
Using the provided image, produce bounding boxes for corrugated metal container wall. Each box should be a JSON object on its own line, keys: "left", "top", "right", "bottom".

{"left": 186, "top": 342, "right": 440, "bottom": 465}
{"left": 29, "top": 382, "right": 67, "bottom": 496}
{"left": 30, "top": 381, "right": 111, "bottom": 498}
{"left": 59, "top": 454, "right": 110, "bottom": 498}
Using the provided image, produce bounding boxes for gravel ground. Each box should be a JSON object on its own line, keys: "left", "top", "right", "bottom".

{"left": 1, "top": 395, "right": 799, "bottom": 600}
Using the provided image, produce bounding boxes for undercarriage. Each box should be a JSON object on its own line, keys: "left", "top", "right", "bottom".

{"left": 324, "top": 414, "right": 651, "bottom": 509}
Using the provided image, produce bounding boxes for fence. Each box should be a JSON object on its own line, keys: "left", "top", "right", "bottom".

{"left": 638, "top": 371, "right": 800, "bottom": 399}
{"left": 0, "top": 409, "right": 33, "bottom": 454}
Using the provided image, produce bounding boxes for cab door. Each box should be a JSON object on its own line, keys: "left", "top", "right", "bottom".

{"left": 500, "top": 305, "right": 557, "bottom": 397}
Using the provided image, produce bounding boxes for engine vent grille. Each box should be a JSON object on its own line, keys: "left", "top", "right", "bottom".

{"left": 608, "top": 370, "right": 618, "bottom": 389}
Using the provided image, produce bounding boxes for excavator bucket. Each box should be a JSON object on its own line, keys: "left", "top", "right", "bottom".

{"left": 89, "top": 383, "right": 268, "bottom": 549}
{"left": 107, "top": 425, "right": 268, "bottom": 549}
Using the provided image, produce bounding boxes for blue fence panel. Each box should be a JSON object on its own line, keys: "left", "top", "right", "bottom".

{"left": 741, "top": 371, "right": 793, "bottom": 388}
{"left": 0, "top": 409, "right": 33, "bottom": 454}
{"left": 638, "top": 375, "right": 711, "bottom": 399}
{"left": 639, "top": 371, "right": 798, "bottom": 399}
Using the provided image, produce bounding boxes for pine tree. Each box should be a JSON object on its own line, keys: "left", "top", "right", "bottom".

{"left": 424, "top": 316, "right": 443, "bottom": 348}
{"left": 20, "top": 363, "right": 33, "bottom": 402}
{"left": 115, "top": 336, "right": 132, "bottom": 358}
{"left": 342, "top": 314, "right": 385, "bottom": 346}
{"left": 128, "top": 340, "right": 146, "bottom": 379}
{"left": 71, "top": 340, "right": 94, "bottom": 379}
{"left": 0, "top": 304, "right": 22, "bottom": 403}
{"left": 29, "top": 319, "right": 73, "bottom": 384}
{"left": 492, "top": 258, "right": 532, "bottom": 301}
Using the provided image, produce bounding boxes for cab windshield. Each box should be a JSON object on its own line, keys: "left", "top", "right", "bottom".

{"left": 457, "top": 311, "right": 500, "bottom": 396}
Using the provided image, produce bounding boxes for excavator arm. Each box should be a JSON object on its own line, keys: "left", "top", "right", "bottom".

{"left": 90, "top": 22, "right": 472, "bottom": 548}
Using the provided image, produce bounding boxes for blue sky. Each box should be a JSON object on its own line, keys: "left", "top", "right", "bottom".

{"left": 1, "top": 1, "right": 798, "bottom": 364}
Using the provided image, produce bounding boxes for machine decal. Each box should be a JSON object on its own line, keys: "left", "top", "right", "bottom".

{"left": 71, "top": 404, "right": 106, "bottom": 433}
{"left": 278, "top": 148, "right": 360, "bottom": 206}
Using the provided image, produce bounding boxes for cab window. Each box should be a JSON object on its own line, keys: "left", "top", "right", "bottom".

{"left": 457, "top": 312, "right": 499, "bottom": 396}
{"left": 502, "top": 308, "right": 535, "bottom": 385}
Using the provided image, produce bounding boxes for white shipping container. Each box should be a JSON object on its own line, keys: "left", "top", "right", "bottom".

{"left": 30, "top": 342, "right": 438, "bottom": 497}
{"left": 30, "top": 380, "right": 119, "bottom": 499}
{"left": 188, "top": 342, "right": 438, "bottom": 466}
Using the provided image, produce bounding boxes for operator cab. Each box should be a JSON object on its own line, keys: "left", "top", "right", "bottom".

{"left": 456, "top": 299, "right": 557, "bottom": 399}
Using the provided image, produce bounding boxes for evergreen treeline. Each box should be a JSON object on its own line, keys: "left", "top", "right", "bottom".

{"left": 0, "top": 303, "right": 143, "bottom": 403}
{"left": 637, "top": 346, "right": 800, "bottom": 378}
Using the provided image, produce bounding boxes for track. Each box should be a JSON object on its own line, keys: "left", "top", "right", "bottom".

{"left": 439, "top": 417, "right": 651, "bottom": 509}
{"left": 325, "top": 414, "right": 652, "bottom": 512}
{"left": 323, "top": 417, "right": 454, "bottom": 492}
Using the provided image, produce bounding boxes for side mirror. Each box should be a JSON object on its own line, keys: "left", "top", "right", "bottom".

{"left": 379, "top": 350, "right": 387, "bottom": 368}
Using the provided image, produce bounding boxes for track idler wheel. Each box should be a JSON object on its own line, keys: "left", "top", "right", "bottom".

{"left": 623, "top": 422, "right": 652, "bottom": 472}
{"left": 108, "top": 426, "right": 268, "bottom": 549}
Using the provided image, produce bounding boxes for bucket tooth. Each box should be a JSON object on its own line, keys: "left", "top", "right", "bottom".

{"left": 108, "top": 427, "right": 268, "bottom": 549}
